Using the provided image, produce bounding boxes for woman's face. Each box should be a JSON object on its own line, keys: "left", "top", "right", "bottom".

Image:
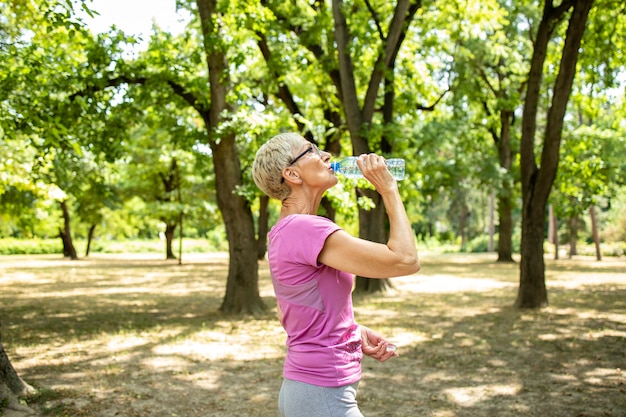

{"left": 286, "top": 141, "right": 337, "bottom": 190}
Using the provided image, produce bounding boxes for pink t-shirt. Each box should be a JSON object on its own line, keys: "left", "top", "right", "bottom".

{"left": 268, "top": 214, "right": 362, "bottom": 387}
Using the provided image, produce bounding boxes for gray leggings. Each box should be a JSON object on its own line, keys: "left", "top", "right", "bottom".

{"left": 278, "top": 378, "right": 364, "bottom": 417}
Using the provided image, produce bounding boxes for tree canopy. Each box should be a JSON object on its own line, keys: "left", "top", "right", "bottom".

{"left": 1, "top": 0, "right": 625, "bottom": 304}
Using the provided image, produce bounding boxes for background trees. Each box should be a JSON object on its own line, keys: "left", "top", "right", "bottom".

{"left": 257, "top": 0, "right": 423, "bottom": 293}
{"left": 1, "top": 0, "right": 625, "bottom": 303}
{"left": 517, "top": 0, "right": 624, "bottom": 308}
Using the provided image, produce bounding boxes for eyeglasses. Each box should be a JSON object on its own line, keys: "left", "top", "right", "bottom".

{"left": 282, "top": 143, "right": 323, "bottom": 183}
{"left": 287, "top": 144, "right": 323, "bottom": 166}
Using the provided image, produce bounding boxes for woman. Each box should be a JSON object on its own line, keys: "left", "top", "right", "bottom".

{"left": 252, "top": 132, "right": 420, "bottom": 417}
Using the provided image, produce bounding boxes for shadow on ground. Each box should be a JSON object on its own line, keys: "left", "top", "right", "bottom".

{"left": 1, "top": 253, "right": 624, "bottom": 416}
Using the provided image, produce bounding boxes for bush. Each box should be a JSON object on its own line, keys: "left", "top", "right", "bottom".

{"left": 575, "top": 241, "right": 625, "bottom": 258}
{"left": 466, "top": 235, "right": 492, "bottom": 253}
{"left": 465, "top": 234, "right": 521, "bottom": 253}
{"left": 599, "top": 242, "right": 625, "bottom": 257}
{"left": 0, "top": 238, "right": 62, "bottom": 255}
{"left": 0, "top": 238, "right": 228, "bottom": 256}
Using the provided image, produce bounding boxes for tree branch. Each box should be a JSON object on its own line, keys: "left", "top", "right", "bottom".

{"left": 362, "top": 0, "right": 421, "bottom": 121}
{"left": 363, "top": 0, "right": 385, "bottom": 40}
{"left": 68, "top": 75, "right": 208, "bottom": 115}
{"left": 416, "top": 86, "right": 450, "bottom": 111}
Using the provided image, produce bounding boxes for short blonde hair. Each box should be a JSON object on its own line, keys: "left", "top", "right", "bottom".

{"left": 252, "top": 132, "right": 306, "bottom": 200}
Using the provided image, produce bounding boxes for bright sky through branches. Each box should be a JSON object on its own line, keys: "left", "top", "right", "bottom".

{"left": 83, "top": 0, "right": 189, "bottom": 38}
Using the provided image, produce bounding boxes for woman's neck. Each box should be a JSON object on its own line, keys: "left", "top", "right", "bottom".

{"left": 280, "top": 195, "right": 320, "bottom": 218}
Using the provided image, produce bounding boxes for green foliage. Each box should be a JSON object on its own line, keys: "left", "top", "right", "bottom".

{"left": 0, "top": 238, "right": 62, "bottom": 255}
{"left": 0, "top": 237, "right": 228, "bottom": 255}
{"left": 601, "top": 186, "right": 626, "bottom": 243}
{"left": 551, "top": 88, "right": 626, "bottom": 221}
{"left": 465, "top": 234, "right": 521, "bottom": 254}
{"left": 1, "top": 0, "right": 625, "bottom": 258}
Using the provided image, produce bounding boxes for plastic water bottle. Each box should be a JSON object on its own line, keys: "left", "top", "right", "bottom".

{"left": 330, "top": 157, "right": 405, "bottom": 180}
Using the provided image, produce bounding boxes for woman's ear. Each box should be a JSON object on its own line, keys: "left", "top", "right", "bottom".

{"left": 282, "top": 167, "right": 302, "bottom": 184}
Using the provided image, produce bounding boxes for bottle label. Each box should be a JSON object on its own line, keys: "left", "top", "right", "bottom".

{"left": 331, "top": 157, "right": 405, "bottom": 180}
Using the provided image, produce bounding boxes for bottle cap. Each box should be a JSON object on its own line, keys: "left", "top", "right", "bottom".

{"left": 330, "top": 162, "right": 339, "bottom": 171}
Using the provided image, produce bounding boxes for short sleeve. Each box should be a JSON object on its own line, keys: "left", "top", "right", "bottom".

{"left": 281, "top": 215, "right": 341, "bottom": 267}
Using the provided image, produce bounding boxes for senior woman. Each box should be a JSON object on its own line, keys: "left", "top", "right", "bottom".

{"left": 252, "top": 132, "right": 420, "bottom": 417}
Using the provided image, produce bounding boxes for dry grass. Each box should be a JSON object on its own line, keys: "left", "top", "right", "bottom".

{"left": 1, "top": 252, "right": 625, "bottom": 417}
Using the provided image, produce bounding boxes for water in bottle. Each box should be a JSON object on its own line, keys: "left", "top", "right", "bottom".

{"left": 330, "top": 157, "right": 405, "bottom": 180}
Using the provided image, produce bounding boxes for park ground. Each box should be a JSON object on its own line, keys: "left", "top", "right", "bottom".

{"left": 1, "top": 252, "right": 625, "bottom": 417}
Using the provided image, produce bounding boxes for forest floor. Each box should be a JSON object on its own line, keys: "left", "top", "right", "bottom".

{"left": 1, "top": 252, "right": 625, "bottom": 417}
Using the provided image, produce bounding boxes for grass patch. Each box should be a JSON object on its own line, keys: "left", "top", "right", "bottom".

{"left": 1, "top": 252, "right": 625, "bottom": 416}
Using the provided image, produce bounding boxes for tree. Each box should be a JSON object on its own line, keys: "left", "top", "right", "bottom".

{"left": 1, "top": 0, "right": 95, "bottom": 409}
{"left": 517, "top": 0, "right": 594, "bottom": 308}
{"left": 549, "top": 14, "right": 626, "bottom": 260}
{"left": 75, "top": 175, "right": 118, "bottom": 257}
{"left": 449, "top": 0, "right": 528, "bottom": 262}
{"left": 194, "top": 0, "right": 265, "bottom": 313}
{"left": 1, "top": 0, "right": 113, "bottom": 260}
{"left": 28, "top": 0, "right": 268, "bottom": 313}
{"left": 259, "top": 0, "right": 422, "bottom": 293}
{"left": 119, "top": 123, "right": 191, "bottom": 260}
{"left": 332, "top": 0, "right": 422, "bottom": 292}
{"left": 0, "top": 336, "right": 36, "bottom": 416}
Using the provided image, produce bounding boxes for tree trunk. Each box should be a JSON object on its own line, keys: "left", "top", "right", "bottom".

{"left": 489, "top": 191, "right": 495, "bottom": 252}
{"left": 165, "top": 222, "right": 177, "bottom": 260}
{"left": 212, "top": 132, "right": 265, "bottom": 314}
{"left": 459, "top": 202, "right": 468, "bottom": 252}
{"left": 517, "top": 205, "right": 549, "bottom": 308}
{"left": 354, "top": 189, "right": 391, "bottom": 293}
{"left": 85, "top": 224, "right": 96, "bottom": 257}
{"left": 590, "top": 205, "right": 602, "bottom": 261}
{"left": 497, "top": 193, "right": 515, "bottom": 261}
{"left": 157, "top": 159, "right": 180, "bottom": 261}
{"left": 256, "top": 195, "right": 269, "bottom": 260}
{"left": 568, "top": 214, "right": 579, "bottom": 258}
{"left": 177, "top": 162, "right": 184, "bottom": 266}
{"left": 59, "top": 200, "right": 78, "bottom": 260}
{"left": 0, "top": 346, "right": 29, "bottom": 400}
{"left": 496, "top": 110, "right": 515, "bottom": 262}
{"left": 197, "top": 0, "right": 265, "bottom": 315}
{"left": 516, "top": 0, "right": 593, "bottom": 309}
{"left": 548, "top": 204, "right": 555, "bottom": 245}
{"left": 178, "top": 212, "right": 184, "bottom": 266}
{"left": 549, "top": 204, "right": 560, "bottom": 260}
{"left": 0, "top": 327, "right": 36, "bottom": 415}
